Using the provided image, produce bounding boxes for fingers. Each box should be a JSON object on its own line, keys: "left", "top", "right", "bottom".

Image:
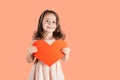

{"left": 61, "top": 47, "right": 70, "bottom": 55}
{"left": 28, "top": 40, "right": 38, "bottom": 55}
{"left": 28, "top": 46, "right": 38, "bottom": 55}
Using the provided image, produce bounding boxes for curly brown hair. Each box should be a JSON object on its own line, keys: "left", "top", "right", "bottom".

{"left": 32, "top": 10, "right": 65, "bottom": 40}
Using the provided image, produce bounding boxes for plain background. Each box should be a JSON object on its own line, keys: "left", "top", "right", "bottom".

{"left": 0, "top": 0, "right": 120, "bottom": 80}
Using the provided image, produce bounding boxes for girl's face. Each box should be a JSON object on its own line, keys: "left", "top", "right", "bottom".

{"left": 42, "top": 13, "right": 57, "bottom": 33}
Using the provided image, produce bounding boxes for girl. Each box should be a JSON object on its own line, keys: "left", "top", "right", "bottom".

{"left": 26, "top": 10, "right": 70, "bottom": 80}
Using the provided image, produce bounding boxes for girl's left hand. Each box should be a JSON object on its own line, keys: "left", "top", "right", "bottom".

{"left": 61, "top": 47, "right": 70, "bottom": 55}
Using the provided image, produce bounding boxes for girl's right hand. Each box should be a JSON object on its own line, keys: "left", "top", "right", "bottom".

{"left": 28, "top": 45, "right": 38, "bottom": 55}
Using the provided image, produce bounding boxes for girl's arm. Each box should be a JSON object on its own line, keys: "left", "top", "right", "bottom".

{"left": 26, "top": 40, "right": 37, "bottom": 63}
{"left": 61, "top": 47, "right": 70, "bottom": 62}
{"left": 26, "top": 52, "right": 35, "bottom": 63}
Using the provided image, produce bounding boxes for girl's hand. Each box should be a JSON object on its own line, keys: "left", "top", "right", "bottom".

{"left": 28, "top": 46, "right": 38, "bottom": 55}
{"left": 61, "top": 47, "right": 70, "bottom": 55}
{"left": 61, "top": 47, "right": 70, "bottom": 62}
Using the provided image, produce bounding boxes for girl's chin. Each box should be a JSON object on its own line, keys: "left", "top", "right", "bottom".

{"left": 45, "top": 30, "right": 55, "bottom": 33}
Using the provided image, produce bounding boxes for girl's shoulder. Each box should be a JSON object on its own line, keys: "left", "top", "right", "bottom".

{"left": 31, "top": 39, "right": 44, "bottom": 45}
{"left": 30, "top": 39, "right": 38, "bottom": 45}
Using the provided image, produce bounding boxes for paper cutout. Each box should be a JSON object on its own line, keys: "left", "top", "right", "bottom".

{"left": 32, "top": 39, "right": 67, "bottom": 67}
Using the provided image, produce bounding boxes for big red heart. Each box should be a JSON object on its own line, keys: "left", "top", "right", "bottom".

{"left": 32, "top": 39, "right": 67, "bottom": 67}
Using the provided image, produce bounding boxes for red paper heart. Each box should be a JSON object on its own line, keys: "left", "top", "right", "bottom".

{"left": 32, "top": 39, "right": 67, "bottom": 66}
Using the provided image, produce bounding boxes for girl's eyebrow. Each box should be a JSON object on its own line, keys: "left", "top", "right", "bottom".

{"left": 44, "top": 18, "right": 49, "bottom": 19}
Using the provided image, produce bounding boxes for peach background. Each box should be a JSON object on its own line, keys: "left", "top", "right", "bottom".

{"left": 0, "top": 0, "right": 120, "bottom": 80}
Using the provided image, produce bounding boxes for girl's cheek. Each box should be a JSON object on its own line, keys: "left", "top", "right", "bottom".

{"left": 44, "top": 23, "right": 48, "bottom": 26}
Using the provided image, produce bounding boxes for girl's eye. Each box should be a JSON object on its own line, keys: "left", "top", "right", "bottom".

{"left": 46, "top": 20, "right": 49, "bottom": 22}
{"left": 52, "top": 21, "right": 56, "bottom": 24}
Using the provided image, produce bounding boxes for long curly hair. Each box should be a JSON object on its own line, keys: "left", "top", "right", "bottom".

{"left": 32, "top": 10, "right": 65, "bottom": 40}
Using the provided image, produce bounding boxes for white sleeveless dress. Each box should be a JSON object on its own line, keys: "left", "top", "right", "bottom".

{"left": 28, "top": 59, "right": 65, "bottom": 80}
{"left": 28, "top": 39, "right": 65, "bottom": 80}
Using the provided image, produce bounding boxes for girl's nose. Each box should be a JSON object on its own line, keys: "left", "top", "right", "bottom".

{"left": 48, "top": 21, "right": 52, "bottom": 25}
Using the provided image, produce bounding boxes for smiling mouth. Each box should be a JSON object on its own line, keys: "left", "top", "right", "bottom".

{"left": 47, "top": 26, "right": 53, "bottom": 29}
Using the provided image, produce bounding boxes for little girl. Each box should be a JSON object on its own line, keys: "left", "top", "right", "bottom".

{"left": 26, "top": 10, "right": 70, "bottom": 80}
